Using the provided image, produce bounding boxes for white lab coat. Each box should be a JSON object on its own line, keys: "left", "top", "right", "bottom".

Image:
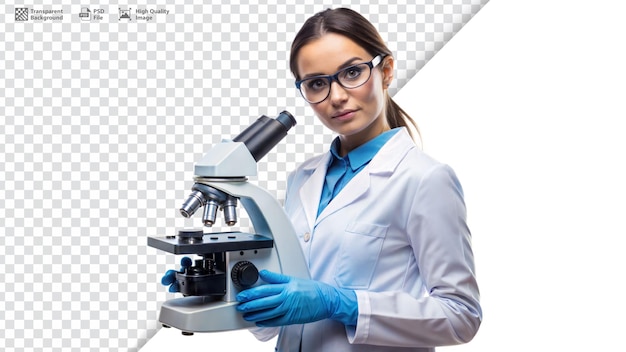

{"left": 252, "top": 128, "right": 482, "bottom": 351}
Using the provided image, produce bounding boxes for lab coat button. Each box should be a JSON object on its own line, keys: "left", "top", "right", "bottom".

{"left": 303, "top": 232, "right": 311, "bottom": 242}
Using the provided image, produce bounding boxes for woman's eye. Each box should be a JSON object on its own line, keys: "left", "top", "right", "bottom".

{"left": 306, "top": 79, "right": 328, "bottom": 91}
{"left": 343, "top": 67, "right": 362, "bottom": 80}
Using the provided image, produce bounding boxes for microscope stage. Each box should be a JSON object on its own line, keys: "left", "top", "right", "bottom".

{"left": 148, "top": 231, "right": 274, "bottom": 255}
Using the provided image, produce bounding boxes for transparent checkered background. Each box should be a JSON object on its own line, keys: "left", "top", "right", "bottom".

{"left": 0, "top": 0, "right": 488, "bottom": 350}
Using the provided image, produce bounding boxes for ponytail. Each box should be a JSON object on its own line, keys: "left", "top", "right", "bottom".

{"left": 385, "top": 94, "right": 421, "bottom": 143}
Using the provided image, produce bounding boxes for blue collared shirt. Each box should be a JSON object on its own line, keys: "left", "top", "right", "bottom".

{"left": 317, "top": 128, "right": 400, "bottom": 217}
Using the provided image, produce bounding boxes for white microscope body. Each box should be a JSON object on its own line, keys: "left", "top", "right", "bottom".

{"left": 148, "top": 111, "right": 310, "bottom": 335}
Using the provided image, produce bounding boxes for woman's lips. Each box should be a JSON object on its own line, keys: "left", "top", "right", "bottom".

{"left": 333, "top": 110, "right": 356, "bottom": 120}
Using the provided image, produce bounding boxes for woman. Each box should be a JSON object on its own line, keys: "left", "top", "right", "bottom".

{"left": 235, "top": 8, "right": 482, "bottom": 351}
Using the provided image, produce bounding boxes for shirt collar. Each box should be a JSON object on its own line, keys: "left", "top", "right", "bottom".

{"left": 329, "top": 128, "right": 401, "bottom": 171}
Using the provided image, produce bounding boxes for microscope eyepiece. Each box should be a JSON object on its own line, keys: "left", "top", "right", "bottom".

{"left": 232, "top": 111, "right": 297, "bottom": 162}
{"left": 275, "top": 110, "right": 297, "bottom": 130}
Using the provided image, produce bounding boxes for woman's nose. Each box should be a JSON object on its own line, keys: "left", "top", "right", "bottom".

{"left": 328, "top": 81, "right": 349, "bottom": 104}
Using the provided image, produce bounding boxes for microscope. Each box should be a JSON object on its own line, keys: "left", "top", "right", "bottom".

{"left": 148, "top": 111, "right": 310, "bottom": 335}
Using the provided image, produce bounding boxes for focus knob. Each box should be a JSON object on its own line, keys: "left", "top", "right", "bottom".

{"left": 231, "top": 261, "right": 259, "bottom": 289}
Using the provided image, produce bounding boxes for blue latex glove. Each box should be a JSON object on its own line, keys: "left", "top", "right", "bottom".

{"left": 236, "top": 270, "right": 358, "bottom": 327}
{"left": 160, "top": 256, "right": 192, "bottom": 293}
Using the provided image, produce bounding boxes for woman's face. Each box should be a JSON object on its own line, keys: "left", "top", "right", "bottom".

{"left": 296, "top": 33, "right": 393, "bottom": 153}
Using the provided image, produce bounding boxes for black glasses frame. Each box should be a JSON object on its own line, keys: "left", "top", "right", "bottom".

{"left": 295, "top": 55, "right": 385, "bottom": 104}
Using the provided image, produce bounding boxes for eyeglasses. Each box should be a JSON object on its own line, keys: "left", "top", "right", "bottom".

{"left": 295, "top": 55, "right": 385, "bottom": 104}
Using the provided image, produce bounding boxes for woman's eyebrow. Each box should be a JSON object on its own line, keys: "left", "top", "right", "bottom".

{"left": 301, "top": 57, "right": 364, "bottom": 79}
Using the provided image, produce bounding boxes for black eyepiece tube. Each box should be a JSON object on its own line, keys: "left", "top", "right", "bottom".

{"left": 232, "top": 111, "right": 296, "bottom": 162}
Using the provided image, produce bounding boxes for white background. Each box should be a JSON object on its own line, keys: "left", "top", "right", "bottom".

{"left": 142, "top": 1, "right": 626, "bottom": 351}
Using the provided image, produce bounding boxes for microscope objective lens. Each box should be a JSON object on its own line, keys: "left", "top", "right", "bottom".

{"left": 203, "top": 200, "right": 219, "bottom": 227}
{"left": 180, "top": 190, "right": 206, "bottom": 218}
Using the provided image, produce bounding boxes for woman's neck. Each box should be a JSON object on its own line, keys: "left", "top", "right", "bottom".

{"left": 338, "top": 120, "right": 390, "bottom": 156}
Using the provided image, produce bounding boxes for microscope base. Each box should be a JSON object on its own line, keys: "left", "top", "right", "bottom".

{"left": 159, "top": 296, "right": 254, "bottom": 333}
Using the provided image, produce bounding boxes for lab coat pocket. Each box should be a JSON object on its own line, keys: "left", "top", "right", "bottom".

{"left": 334, "top": 222, "right": 388, "bottom": 289}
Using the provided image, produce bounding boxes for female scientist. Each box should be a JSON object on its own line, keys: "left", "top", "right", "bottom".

{"left": 235, "top": 8, "right": 482, "bottom": 351}
{"left": 165, "top": 7, "right": 482, "bottom": 351}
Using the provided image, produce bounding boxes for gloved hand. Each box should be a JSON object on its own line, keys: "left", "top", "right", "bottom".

{"left": 236, "top": 270, "right": 358, "bottom": 327}
{"left": 160, "top": 256, "right": 192, "bottom": 293}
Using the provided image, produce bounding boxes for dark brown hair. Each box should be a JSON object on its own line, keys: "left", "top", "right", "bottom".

{"left": 290, "top": 8, "right": 420, "bottom": 139}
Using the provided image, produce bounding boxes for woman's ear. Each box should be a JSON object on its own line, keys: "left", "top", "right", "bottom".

{"left": 381, "top": 56, "right": 395, "bottom": 88}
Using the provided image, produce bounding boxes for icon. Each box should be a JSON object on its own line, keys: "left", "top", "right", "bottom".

{"left": 79, "top": 7, "right": 91, "bottom": 21}
{"left": 119, "top": 7, "right": 131, "bottom": 21}
{"left": 15, "top": 7, "right": 29, "bottom": 21}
